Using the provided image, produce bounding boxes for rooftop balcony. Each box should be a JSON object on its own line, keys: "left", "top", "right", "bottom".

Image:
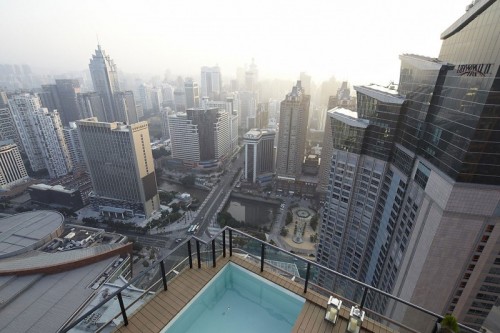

{"left": 60, "top": 227, "right": 480, "bottom": 333}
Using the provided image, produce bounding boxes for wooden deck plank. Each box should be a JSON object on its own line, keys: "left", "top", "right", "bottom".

{"left": 116, "top": 255, "right": 394, "bottom": 333}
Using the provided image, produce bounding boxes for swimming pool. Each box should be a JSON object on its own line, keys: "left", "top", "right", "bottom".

{"left": 161, "top": 263, "right": 305, "bottom": 333}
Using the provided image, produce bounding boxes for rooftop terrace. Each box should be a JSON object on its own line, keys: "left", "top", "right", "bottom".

{"left": 61, "top": 227, "right": 481, "bottom": 333}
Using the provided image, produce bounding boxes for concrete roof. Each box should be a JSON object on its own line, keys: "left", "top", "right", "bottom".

{"left": 0, "top": 211, "right": 64, "bottom": 259}
{"left": 0, "top": 258, "right": 115, "bottom": 333}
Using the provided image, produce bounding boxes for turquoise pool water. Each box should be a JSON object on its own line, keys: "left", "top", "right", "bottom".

{"left": 162, "top": 263, "right": 305, "bottom": 333}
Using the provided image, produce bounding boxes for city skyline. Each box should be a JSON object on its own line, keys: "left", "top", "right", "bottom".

{"left": 0, "top": 0, "right": 472, "bottom": 85}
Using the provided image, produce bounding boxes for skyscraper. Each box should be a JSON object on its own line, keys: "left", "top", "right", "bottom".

{"left": 76, "top": 118, "right": 160, "bottom": 218}
{"left": 77, "top": 92, "right": 106, "bottom": 121}
{"left": 168, "top": 107, "right": 231, "bottom": 167}
{"left": 317, "top": 1, "right": 500, "bottom": 330}
{"left": 9, "top": 93, "right": 72, "bottom": 177}
{"left": 0, "top": 105, "right": 20, "bottom": 147}
{"left": 243, "top": 129, "right": 275, "bottom": 183}
{"left": 113, "top": 91, "right": 139, "bottom": 124}
{"left": 89, "top": 45, "right": 120, "bottom": 122}
{"left": 55, "top": 79, "right": 81, "bottom": 125}
{"left": 63, "top": 122, "right": 85, "bottom": 170}
{"left": 200, "top": 66, "right": 221, "bottom": 100}
{"left": 204, "top": 97, "right": 239, "bottom": 154}
{"left": 159, "top": 107, "right": 172, "bottom": 140}
{"left": 275, "top": 81, "right": 310, "bottom": 181}
{"left": 184, "top": 79, "right": 200, "bottom": 109}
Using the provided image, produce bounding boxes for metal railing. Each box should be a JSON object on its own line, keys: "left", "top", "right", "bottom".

{"left": 59, "top": 227, "right": 481, "bottom": 333}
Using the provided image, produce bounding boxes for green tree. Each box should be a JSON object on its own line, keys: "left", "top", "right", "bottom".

{"left": 286, "top": 212, "right": 293, "bottom": 225}
{"left": 440, "top": 315, "right": 459, "bottom": 333}
{"left": 170, "top": 202, "right": 180, "bottom": 213}
{"left": 181, "top": 174, "right": 196, "bottom": 186}
{"left": 280, "top": 228, "right": 288, "bottom": 236}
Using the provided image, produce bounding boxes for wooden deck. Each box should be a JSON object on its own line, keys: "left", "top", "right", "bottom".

{"left": 116, "top": 255, "right": 395, "bottom": 333}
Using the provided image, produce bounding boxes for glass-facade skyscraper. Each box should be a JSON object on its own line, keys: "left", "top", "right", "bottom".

{"left": 317, "top": 1, "right": 500, "bottom": 330}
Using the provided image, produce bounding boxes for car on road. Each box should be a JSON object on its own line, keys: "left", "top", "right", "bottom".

{"left": 175, "top": 238, "right": 183, "bottom": 243}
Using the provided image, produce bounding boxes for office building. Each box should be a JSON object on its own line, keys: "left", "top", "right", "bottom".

{"left": 238, "top": 91, "right": 258, "bottom": 130}
{"left": 89, "top": 45, "right": 120, "bottom": 122}
{"left": 201, "top": 66, "right": 221, "bottom": 99}
{"left": 184, "top": 79, "right": 200, "bottom": 109}
{"left": 243, "top": 129, "right": 275, "bottom": 184}
{"left": 76, "top": 118, "right": 160, "bottom": 218}
{"left": 159, "top": 107, "right": 172, "bottom": 140}
{"left": 256, "top": 102, "right": 269, "bottom": 129}
{"left": 138, "top": 83, "right": 153, "bottom": 113}
{"left": 114, "top": 91, "right": 139, "bottom": 124}
{"left": 317, "top": 1, "right": 500, "bottom": 330}
{"left": 204, "top": 97, "right": 239, "bottom": 154}
{"left": 0, "top": 140, "right": 28, "bottom": 190}
{"left": 275, "top": 81, "right": 310, "bottom": 181}
{"left": 167, "top": 113, "right": 200, "bottom": 165}
{"left": 55, "top": 79, "right": 81, "bottom": 125}
{"left": 173, "top": 89, "right": 186, "bottom": 112}
{"left": 77, "top": 91, "right": 106, "bottom": 121}
{"left": 245, "top": 58, "right": 258, "bottom": 91}
{"left": 150, "top": 87, "right": 162, "bottom": 115}
{"left": 168, "top": 107, "right": 231, "bottom": 167}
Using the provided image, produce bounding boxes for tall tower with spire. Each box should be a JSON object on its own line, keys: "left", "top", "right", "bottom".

{"left": 89, "top": 45, "right": 120, "bottom": 122}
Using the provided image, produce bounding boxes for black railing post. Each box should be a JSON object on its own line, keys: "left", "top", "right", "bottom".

{"left": 160, "top": 260, "right": 167, "bottom": 291}
{"left": 223, "top": 230, "right": 226, "bottom": 258}
{"left": 304, "top": 262, "right": 311, "bottom": 293}
{"left": 260, "top": 243, "right": 265, "bottom": 272}
{"left": 360, "top": 287, "right": 368, "bottom": 309}
{"left": 117, "top": 292, "right": 128, "bottom": 326}
{"left": 212, "top": 239, "right": 216, "bottom": 267}
{"left": 196, "top": 240, "right": 201, "bottom": 268}
{"left": 432, "top": 317, "right": 443, "bottom": 333}
{"left": 188, "top": 240, "right": 193, "bottom": 269}
{"left": 229, "top": 229, "right": 233, "bottom": 256}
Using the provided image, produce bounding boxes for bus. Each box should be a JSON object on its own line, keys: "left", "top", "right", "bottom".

{"left": 187, "top": 224, "right": 199, "bottom": 234}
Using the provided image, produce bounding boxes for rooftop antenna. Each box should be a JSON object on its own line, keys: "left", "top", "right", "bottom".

{"left": 96, "top": 34, "right": 101, "bottom": 48}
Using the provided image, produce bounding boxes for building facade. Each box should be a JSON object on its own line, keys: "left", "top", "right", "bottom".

{"left": 200, "top": 66, "right": 221, "bottom": 100}
{"left": 168, "top": 107, "right": 231, "bottom": 167}
{"left": 243, "top": 129, "right": 275, "bottom": 183}
{"left": 76, "top": 118, "right": 160, "bottom": 218}
{"left": 275, "top": 81, "right": 310, "bottom": 181}
{"left": 63, "top": 122, "right": 85, "bottom": 170}
{"left": 0, "top": 140, "right": 28, "bottom": 190}
{"left": 114, "top": 91, "right": 139, "bottom": 124}
{"left": 184, "top": 79, "right": 200, "bottom": 109}
{"left": 9, "top": 93, "right": 72, "bottom": 177}
{"left": 89, "top": 45, "right": 120, "bottom": 122}
{"left": 77, "top": 92, "right": 106, "bottom": 122}
{"left": 0, "top": 106, "right": 20, "bottom": 147}
{"left": 317, "top": 1, "right": 500, "bottom": 330}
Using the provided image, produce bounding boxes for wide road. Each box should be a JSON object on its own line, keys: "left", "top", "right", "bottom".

{"left": 191, "top": 151, "right": 245, "bottom": 239}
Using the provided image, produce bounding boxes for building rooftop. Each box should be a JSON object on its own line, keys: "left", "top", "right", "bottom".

{"left": 0, "top": 211, "right": 64, "bottom": 259}
{"left": 354, "top": 84, "right": 405, "bottom": 105}
{"left": 60, "top": 227, "right": 480, "bottom": 333}
{"left": 328, "top": 107, "right": 370, "bottom": 128}
{"left": 0, "top": 211, "right": 133, "bottom": 332}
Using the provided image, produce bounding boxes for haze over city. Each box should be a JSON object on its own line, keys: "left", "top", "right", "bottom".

{"left": 1, "top": 1, "right": 499, "bottom": 332}
{"left": 1, "top": 0, "right": 471, "bottom": 84}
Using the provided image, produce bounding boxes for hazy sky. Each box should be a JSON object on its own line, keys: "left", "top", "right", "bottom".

{"left": 1, "top": 0, "right": 472, "bottom": 85}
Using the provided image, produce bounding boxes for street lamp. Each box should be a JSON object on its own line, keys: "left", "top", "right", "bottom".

{"left": 325, "top": 296, "right": 342, "bottom": 324}
{"left": 347, "top": 305, "right": 365, "bottom": 333}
